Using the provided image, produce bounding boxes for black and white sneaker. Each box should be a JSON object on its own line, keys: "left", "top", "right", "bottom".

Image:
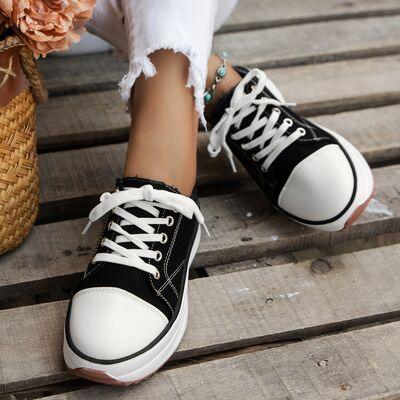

{"left": 63, "top": 177, "right": 207, "bottom": 385}
{"left": 208, "top": 67, "right": 374, "bottom": 232}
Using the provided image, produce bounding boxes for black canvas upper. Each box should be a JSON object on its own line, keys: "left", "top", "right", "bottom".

{"left": 65, "top": 177, "right": 199, "bottom": 363}
{"left": 210, "top": 66, "right": 356, "bottom": 212}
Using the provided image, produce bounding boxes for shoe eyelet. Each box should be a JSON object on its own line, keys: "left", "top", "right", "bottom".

{"left": 166, "top": 216, "right": 174, "bottom": 226}
{"left": 161, "top": 233, "right": 168, "bottom": 244}
{"left": 107, "top": 221, "right": 113, "bottom": 230}
{"left": 154, "top": 270, "right": 160, "bottom": 280}
{"left": 284, "top": 118, "right": 293, "bottom": 127}
{"left": 272, "top": 107, "right": 280, "bottom": 114}
{"left": 261, "top": 165, "right": 268, "bottom": 173}
{"left": 252, "top": 154, "right": 259, "bottom": 162}
{"left": 298, "top": 127, "right": 306, "bottom": 136}
{"left": 101, "top": 238, "right": 106, "bottom": 246}
{"left": 155, "top": 250, "right": 163, "bottom": 261}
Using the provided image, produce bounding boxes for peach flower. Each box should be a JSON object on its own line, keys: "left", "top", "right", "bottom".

{"left": 0, "top": 0, "right": 96, "bottom": 57}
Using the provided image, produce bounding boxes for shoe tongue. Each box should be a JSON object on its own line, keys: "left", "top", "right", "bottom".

{"left": 116, "top": 176, "right": 180, "bottom": 194}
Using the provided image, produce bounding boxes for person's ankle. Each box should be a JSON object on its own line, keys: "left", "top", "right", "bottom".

{"left": 123, "top": 165, "right": 196, "bottom": 196}
{"left": 205, "top": 53, "right": 241, "bottom": 118}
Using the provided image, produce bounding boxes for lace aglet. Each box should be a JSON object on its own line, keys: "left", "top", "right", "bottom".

{"left": 228, "top": 155, "right": 237, "bottom": 173}
{"left": 202, "top": 223, "right": 211, "bottom": 237}
{"left": 81, "top": 221, "right": 92, "bottom": 235}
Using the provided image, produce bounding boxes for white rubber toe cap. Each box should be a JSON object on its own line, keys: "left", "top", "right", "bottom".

{"left": 278, "top": 144, "right": 355, "bottom": 222}
{"left": 68, "top": 287, "right": 168, "bottom": 360}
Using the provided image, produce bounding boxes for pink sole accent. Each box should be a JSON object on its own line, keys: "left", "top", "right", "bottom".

{"left": 69, "top": 364, "right": 164, "bottom": 386}
{"left": 344, "top": 184, "right": 374, "bottom": 229}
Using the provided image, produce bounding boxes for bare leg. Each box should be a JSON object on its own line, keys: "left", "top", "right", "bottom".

{"left": 124, "top": 51, "right": 240, "bottom": 196}
{"left": 205, "top": 53, "right": 242, "bottom": 117}
{"left": 124, "top": 50, "right": 198, "bottom": 196}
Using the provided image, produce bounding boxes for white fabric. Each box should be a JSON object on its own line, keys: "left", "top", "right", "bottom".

{"left": 278, "top": 144, "right": 355, "bottom": 221}
{"left": 82, "top": 184, "right": 209, "bottom": 276}
{"left": 208, "top": 68, "right": 304, "bottom": 173}
{"left": 69, "top": 287, "right": 168, "bottom": 359}
{"left": 81, "top": 0, "right": 239, "bottom": 126}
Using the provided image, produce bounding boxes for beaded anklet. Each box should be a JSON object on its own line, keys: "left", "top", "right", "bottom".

{"left": 204, "top": 52, "right": 228, "bottom": 104}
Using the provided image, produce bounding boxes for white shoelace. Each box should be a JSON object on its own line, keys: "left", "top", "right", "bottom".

{"left": 208, "top": 68, "right": 306, "bottom": 173}
{"left": 82, "top": 185, "right": 209, "bottom": 279}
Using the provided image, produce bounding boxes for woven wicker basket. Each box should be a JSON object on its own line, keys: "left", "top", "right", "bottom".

{"left": 0, "top": 34, "right": 47, "bottom": 255}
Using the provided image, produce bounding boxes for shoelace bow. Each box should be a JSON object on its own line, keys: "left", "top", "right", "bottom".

{"left": 82, "top": 185, "right": 210, "bottom": 279}
{"left": 208, "top": 68, "right": 306, "bottom": 173}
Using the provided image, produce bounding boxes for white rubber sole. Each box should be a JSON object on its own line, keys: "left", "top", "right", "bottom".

{"left": 63, "top": 226, "right": 201, "bottom": 385}
{"left": 300, "top": 126, "right": 374, "bottom": 232}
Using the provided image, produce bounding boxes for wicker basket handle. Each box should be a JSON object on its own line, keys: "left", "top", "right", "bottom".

{"left": 0, "top": 34, "right": 48, "bottom": 104}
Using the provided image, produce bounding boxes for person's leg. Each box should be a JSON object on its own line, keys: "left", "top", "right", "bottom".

{"left": 64, "top": 0, "right": 240, "bottom": 387}
{"left": 204, "top": 53, "right": 241, "bottom": 118}
{"left": 124, "top": 50, "right": 198, "bottom": 195}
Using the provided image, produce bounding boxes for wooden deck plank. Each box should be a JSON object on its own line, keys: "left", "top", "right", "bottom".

{"left": 205, "top": 231, "right": 400, "bottom": 276}
{"left": 214, "top": 15, "right": 400, "bottom": 69}
{"left": 310, "top": 105, "right": 400, "bottom": 166}
{"left": 1, "top": 243, "right": 400, "bottom": 393}
{"left": 37, "top": 55, "right": 400, "bottom": 151}
{"left": 39, "top": 321, "right": 400, "bottom": 400}
{"left": 224, "top": 0, "right": 400, "bottom": 32}
{"left": 1, "top": 164, "right": 400, "bottom": 300}
{"left": 40, "top": 15, "right": 400, "bottom": 96}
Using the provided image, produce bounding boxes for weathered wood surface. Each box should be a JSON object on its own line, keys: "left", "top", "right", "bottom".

{"left": 40, "top": 321, "right": 400, "bottom": 400}
{"left": 37, "top": 55, "right": 400, "bottom": 151}
{"left": 311, "top": 105, "right": 400, "bottom": 166}
{"left": 1, "top": 243, "right": 400, "bottom": 394}
{"left": 224, "top": 0, "right": 400, "bottom": 32}
{"left": 206, "top": 232, "right": 400, "bottom": 276}
{"left": 214, "top": 15, "right": 400, "bottom": 69}
{"left": 2, "top": 164, "right": 399, "bottom": 300}
{"left": 40, "top": 15, "right": 400, "bottom": 96}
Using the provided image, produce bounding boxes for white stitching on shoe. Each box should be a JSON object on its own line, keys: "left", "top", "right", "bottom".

{"left": 160, "top": 215, "right": 182, "bottom": 297}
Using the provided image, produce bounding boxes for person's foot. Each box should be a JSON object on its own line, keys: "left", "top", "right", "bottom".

{"left": 63, "top": 177, "right": 207, "bottom": 385}
{"left": 207, "top": 67, "right": 374, "bottom": 232}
